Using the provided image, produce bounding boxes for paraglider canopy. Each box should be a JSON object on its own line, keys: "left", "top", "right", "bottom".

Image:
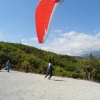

{"left": 35, "top": 0, "right": 62, "bottom": 43}
{"left": 54, "top": 0, "right": 60, "bottom": 3}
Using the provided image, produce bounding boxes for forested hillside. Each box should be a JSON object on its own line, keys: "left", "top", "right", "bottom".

{"left": 0, "top": 42, "right": 100, "bottom": 81}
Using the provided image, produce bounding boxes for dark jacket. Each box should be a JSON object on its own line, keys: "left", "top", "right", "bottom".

{"left": 0, "top": 61, "right": 2, "bottom": 67}
{"left": 47, "top": 65, "right": 54, "bottom": 73}
{"left": 0, "top": 61, "right": 2, "bottom": 70}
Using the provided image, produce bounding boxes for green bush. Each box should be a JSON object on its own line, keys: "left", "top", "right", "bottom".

{"left": 72, "top": 72, "right": 79, "bottom": 78}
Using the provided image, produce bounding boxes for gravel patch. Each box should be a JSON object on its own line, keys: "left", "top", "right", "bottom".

{"left": 0, "top": 69, "right": 100, "bottom": 100}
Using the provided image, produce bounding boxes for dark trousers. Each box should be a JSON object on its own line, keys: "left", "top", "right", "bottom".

{"left": 45, "top": 71, "right": 52, "bottom": 79}
{"left": 7, "top": 67, "right": 10, "bottom": 72}
{"left": 25, "top": 67, "right": 28, "bottom": 73}
{"left": 0, "top": 66, "right": 1, "bottom": 70}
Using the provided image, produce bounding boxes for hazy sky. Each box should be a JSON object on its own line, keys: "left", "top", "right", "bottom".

{"left": 0, "top": 0, "right": 100, "bottom": 56}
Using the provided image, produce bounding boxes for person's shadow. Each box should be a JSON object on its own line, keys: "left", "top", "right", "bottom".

{"left": 52, "top": 79, "right": 67, "bottom": 82}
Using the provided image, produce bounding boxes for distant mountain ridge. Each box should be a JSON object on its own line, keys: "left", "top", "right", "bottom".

{"left": 79, "top": 50, "right": 100, "bottom": 58}
{"left": 91, "top": 50, "right": 100, "bottom": 56}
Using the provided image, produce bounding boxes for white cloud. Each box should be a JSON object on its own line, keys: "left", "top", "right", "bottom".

{"left": 96, "top": 32, "right": 100, "bottom": 37}
{"left": 52, "top": 30, "right": 62, "bottom": 33}
{"left": 30, "top": 37, "right": 38, "bottom": 41}
{"left": 3, "top": 31, "right": 100, "bottom": 56}
{"left": 21, "top": 37, "right": 40, "bottom": 47}
{"left": 0, "top": 32, "right": 6, "bottom": 41}
{"left": 21, "top": 39, "right": 29, "bottom": 45}
{"left": 37, "top": 31, "right": 100, "bottom": 56}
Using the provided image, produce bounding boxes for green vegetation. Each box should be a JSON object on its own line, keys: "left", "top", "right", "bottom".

{"left": 0, "top": 41, "right": 100, "bottom": 81}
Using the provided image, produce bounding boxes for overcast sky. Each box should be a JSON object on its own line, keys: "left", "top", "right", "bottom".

{"left": 0, "top": 0, "right": 100, "bottom": 56}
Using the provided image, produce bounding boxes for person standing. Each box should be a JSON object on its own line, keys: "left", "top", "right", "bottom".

{"left": 45, "top": 63, "right": 54, "bottom": 80}
{"left": 7, "top": 60, "right": 11, "bottom": 72}
{"left": 84, "top": 67, "right": 91, "bottom": 80}
{"left": 0, "top": 59, "right": 2, "bottom": 72}
{"left": 25, "top": 63, "right": 29, "bottom": 73}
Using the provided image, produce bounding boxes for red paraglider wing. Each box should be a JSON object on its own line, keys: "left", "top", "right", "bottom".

{"left": 35, "top": 0, "right": 61, "bottom": 43}
{"left": 54, "top": 0, "right": 60, "bottom": 3}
